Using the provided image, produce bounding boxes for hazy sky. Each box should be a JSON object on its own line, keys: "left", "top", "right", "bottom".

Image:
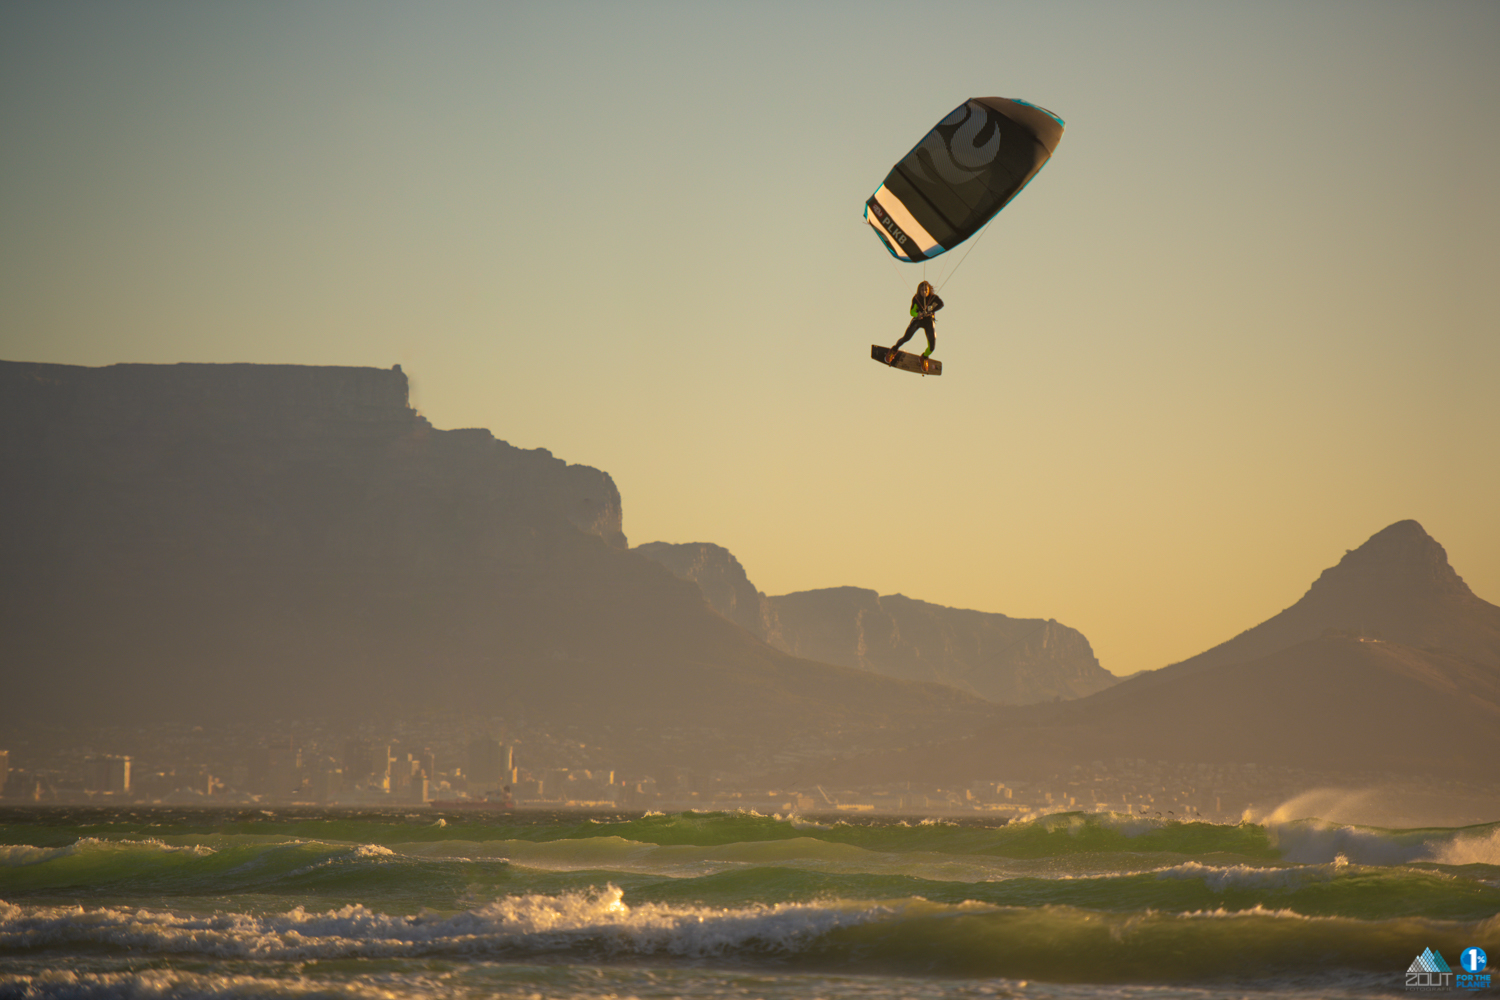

{"left": 4, "top": 1, "right": 1497, "bottom": 676}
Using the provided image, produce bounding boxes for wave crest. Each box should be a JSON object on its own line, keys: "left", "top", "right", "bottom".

{"left": 0, "top": 886, "right": 890, "bottom": 961}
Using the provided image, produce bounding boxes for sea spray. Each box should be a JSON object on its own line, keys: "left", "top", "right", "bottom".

{"left": 3, "top": 807, "right": 1498, "bottom": 998}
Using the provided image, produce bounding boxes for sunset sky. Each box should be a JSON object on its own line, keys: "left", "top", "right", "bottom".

{"left": 4, "top": 1, "right": 1496, "bottom": 677}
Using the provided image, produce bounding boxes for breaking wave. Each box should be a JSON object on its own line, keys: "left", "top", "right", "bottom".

{"left": 2, "top": 889, "right": 1497, "bottom": 984}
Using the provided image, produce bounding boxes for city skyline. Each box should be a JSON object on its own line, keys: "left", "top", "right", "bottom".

{"left": 10, "top": 717, "right": 1495, "bottom": 827}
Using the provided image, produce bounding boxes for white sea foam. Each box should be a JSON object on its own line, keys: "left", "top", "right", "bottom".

{"left": 0, "top": 844, "right": 79, "bottom": 868}
{"left": 788, "top": 817, "right": 832, "bottom": 831}
{"left": 352, "top": 844, "right": 397, "bottom": 858}
{"left": 1266, "top": 819, "right": 1439, "bottom": 866}
{"left": 1151, "top": 860, "right": 1342, "bottom": 892}
{"left": 1007, "top": 810, "right": 1195, "bottom": 838}
{"left": 1093, "top": 813, "right": 1168, "bottom": 838}
{"left": 1169, "top": 903, "right": 1330, "bottom": 921}
{"left": 1000, "top": 805, "right": 1095, "bottom": 826}
{"left": 0, "top": 886, "right": 893, "bottom": 962}
{"left": 1427, "top": 825, "right": 1500, "bottom": 867}
{"left": 0, "top": 968, "right": 392, "bottom": 1000}
{"left": 1, "top": 838, "right": 216, "bottom": 869}
{"left": 280, "top": 843, "right": 407, "bottom": 881}
{"left": 1255, "top": 815, "right": 1500, "bottom": 869}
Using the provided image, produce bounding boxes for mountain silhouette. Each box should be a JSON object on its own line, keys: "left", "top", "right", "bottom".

{"left": 1123, "top": 519, "right": 1500, "bottom": 688}
{"left": 797, "top": 521, "right": 1500, "bottom": 783}
{"left": 0, "top": 361, "right": 994, "bottom": 766}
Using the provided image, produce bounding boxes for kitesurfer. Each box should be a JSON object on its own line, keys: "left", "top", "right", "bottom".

{"left": 887, "top": 281, "right": 943, "bottom": 362}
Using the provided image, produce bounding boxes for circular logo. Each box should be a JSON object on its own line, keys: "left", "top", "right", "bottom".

{"left": 1460, "top": 946, "right": 1488, "bottom": 972}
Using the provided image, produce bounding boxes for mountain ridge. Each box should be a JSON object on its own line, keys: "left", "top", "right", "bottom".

{"left": 635, "top": 542, "right": 1116, "bottom": 704}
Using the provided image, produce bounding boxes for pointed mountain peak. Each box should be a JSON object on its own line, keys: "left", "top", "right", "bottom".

{"left": 1099, "top": 519, "right": 1499, "bottom": 693}
{"left": 1305, "top": 519, "right": 1470, "bottom": 601}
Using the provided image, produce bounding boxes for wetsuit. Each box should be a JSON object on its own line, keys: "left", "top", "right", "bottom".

{"left": 892, "top": 289, "right": 944, "bottom": 357}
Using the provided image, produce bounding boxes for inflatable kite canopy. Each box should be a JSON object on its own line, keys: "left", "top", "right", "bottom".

{"left": 865, "top": 97, "right": 1064, "bottom": 263}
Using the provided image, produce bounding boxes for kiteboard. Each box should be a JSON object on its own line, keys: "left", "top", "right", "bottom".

{"left": 871, "top": 345, "right": 942, "bottom": 376}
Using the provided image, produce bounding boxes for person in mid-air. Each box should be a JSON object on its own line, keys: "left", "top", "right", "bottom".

{"left": 887, "top": 280, "right": 943, "bottom": 363}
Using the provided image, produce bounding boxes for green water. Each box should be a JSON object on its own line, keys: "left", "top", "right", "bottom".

{"left": 2, "top": 806, "right": 1497, "bottom": 998}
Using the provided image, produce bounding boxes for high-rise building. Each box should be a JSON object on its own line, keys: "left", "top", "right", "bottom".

{"left": 87, "top": 756, "right": 131, "bottom": 794}
{"left": 107, "top": 756, "right": 130, "bottom": 794}
{"left": 342, "top": 740, "right": 373, "bottom": 784}
{"left": 391, "top": 753, "right": 420, "bottom": 794}
{"left": 307, "top": 763, "right": 341, "bottom": 803}
{"left": 0, "top": 750, "right": 8, "bottom": 794}
{"left": 466, "top": 738, "right": 510, "bottom": 791}
{"left": 377, "top": 745, "right": 394, "bottom": 792}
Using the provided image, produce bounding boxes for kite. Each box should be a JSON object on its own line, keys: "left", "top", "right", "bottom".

{"left": 864, "top": 97, "right": 1064, "bottom": 263}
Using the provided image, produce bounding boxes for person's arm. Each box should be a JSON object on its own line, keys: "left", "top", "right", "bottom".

{"left": 931, "top": 294, "right": 944, "bottom": 313}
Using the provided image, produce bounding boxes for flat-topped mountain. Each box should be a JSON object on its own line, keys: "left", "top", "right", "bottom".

{"left": 794, "top": 520, "right": 1500, "bottom": 782}
{"left": 0, "top": 361, "right": 995, "bottom": 765}
{"left": 635, "top": 542, "right": 1114, "bottom": 704}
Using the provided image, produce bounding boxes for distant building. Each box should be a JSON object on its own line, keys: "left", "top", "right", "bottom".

{"left": 342, "top": 740, "right": 374, "bottom": 785}
{"left": 374, "top": 745, "right": 394, "bottom": 792}
{"left": 466, "top": 738, "right": 511, "bottom": 791}
{"left": 543, "top": 767, "right": 572, "bottom": 795}
{"left": 0, "top": 750, "right": 8, "bottom": 794}
{"left": 307, "top": 763, "right": 342, "bottom": 802}
{"left": 3, "top": 771, "right": 42, "bottom": 801}
{"left": 248, "top": 741, "right": 303, "bottom": 799}
{"left": 392, "top": 752, "right": 429, "bottom": 798}
{"left": 87, "top": 755, "right": 131, "bottom": 794}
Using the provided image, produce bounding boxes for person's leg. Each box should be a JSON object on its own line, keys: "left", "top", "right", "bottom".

{"left": 892, "top": 318, "right": 921, "bottom": 351}
{"left": 920, "top": 319, "right": 936, "bottom": 357}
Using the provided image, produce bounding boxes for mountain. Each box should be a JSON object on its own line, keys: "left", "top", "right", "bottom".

{"left": 0, "top": 361, "right": 995, "bottom": 764}
{"left": 1008, "top": 634, "right": 1496, "bottom": 772}
{"left": 770, "top": 589, "right": 1115, "bottom": 704}
{"left": 794, "top": 521, "right": 1500, "bottom": 783}
{"left": 635, "top": 543, "right": 1116, "bottom": 705}
{"left": 1090, "top": 519, "right": 1500, "bottom": 704}
{"left": 633, "top": 543, "right": 783, "bottom": 645}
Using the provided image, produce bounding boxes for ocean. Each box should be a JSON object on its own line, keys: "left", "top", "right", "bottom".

{"left": 1, "top": 806, "right": 1497, "bottom": 999}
